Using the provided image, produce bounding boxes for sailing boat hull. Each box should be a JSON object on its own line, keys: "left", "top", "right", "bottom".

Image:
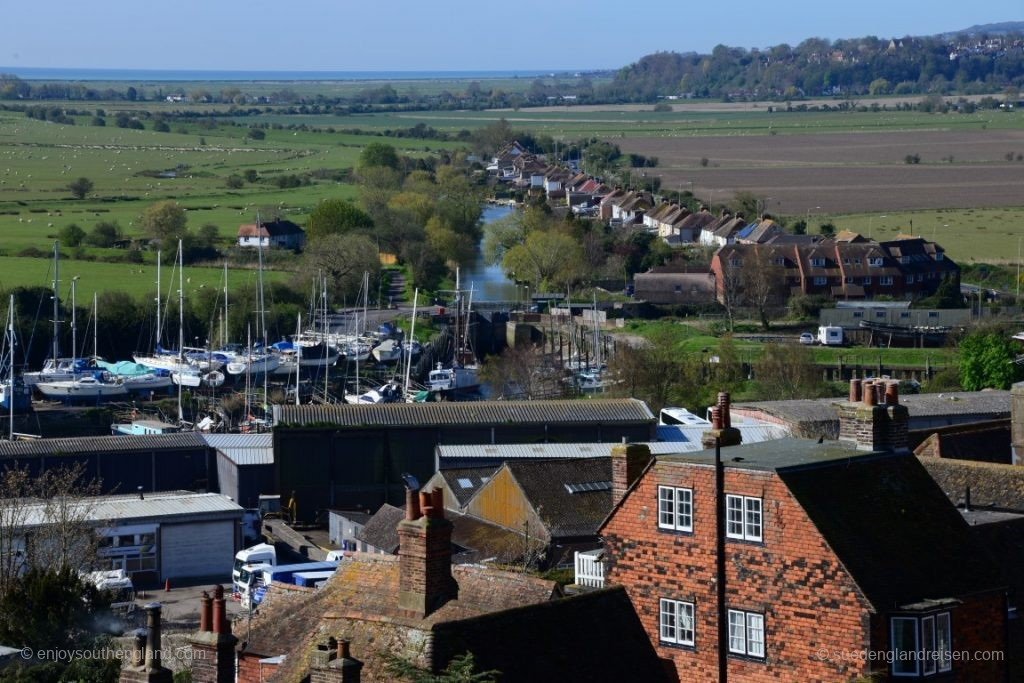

{"left": 0, "top": 382, "right": 31, "bottom": 411}
{"left": 36, "top": 378, "right": 129, "bottom": 401}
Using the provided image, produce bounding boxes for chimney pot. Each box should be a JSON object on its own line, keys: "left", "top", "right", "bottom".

{"left": 199, "top": 591, "right": 212, "bottom": 633}
{"left": 418, "top": 490, "right": 432, "bottom": 516}
{"left": 405, "top": 488, "right": 421, "bottom": 521}
{"left": 849, "top": 378, "right": 862, "bottom": 403}
{"left": 138, "top": 486, "right": 144, "bottom": 500}
{"left": 863, "top": 381, "right": 877, "bottom": 406}
{"left": 430, "top": 488, "right": 444, "bottom": 518}
{"left": 875, "top": 382, "right": 886, "bottom": 405}
{"left": 885, "top": 381, "right": 899, "bottom": 406}
{"left": 717, "top": 392, "right": 731, "bottom": 429}
{"left": 710, "top": 406, "right": 723, "bottom": 430}
{"left": 339, "top": 639, "right": 350, "bottom": 660}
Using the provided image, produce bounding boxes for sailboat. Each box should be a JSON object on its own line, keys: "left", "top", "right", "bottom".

{"left": 427, "top": 270, "right": 479, "bottom": 395}
{"left": 0, "top": 295, "right": 30, "bottom": 414}
{"left": 225, "top": 227, "right": 279, "bottom": 378}
{"left": 24, "top": 243, "right": 92, "bottom": 386}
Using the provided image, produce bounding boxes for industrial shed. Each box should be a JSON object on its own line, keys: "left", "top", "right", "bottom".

{"left": 19, "top": 490, "right": 242, "bottom": 584}
{"left": 271, "top": 400, "right": 656, "bottom": 521}
{"left": 0, "top": 433, "right": 214, "bottom": 494}
{"left": 204, "top": 433, "right": 274, "bottom": 509}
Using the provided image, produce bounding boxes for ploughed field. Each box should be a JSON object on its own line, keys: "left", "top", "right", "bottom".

{"left": 619, "top": 129, "right": 1024, "bottom": 215}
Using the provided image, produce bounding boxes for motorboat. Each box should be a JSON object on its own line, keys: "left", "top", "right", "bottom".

{"left": 345, "top": 381, "right": 403, "bottom": 405}
{"left": 23, "top": 357, "right": 91, "bottom": 386}
{"left": 427, "top": 363, "right": 479, "bottom": 393}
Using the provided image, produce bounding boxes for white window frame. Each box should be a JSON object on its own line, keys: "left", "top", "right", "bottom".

{"left": 935, "top": 613, "right": 952, "bottom": 673}
{"left": 659, "top": 598, "right": 695, "bottom": 646}
{"left": 810, "top": 257, "right": 826, "bottom": 267}
{"left": 658, "top": 486, "right": 693, "bottom": 532}
{"left": 727, "top": 609, "right": 765, "bottom": 658}
{"left": 726, "top": 495, "right": 762, "bottom": 542}
{"left": 869, "top": 257, "right": 884, "bottom": 267}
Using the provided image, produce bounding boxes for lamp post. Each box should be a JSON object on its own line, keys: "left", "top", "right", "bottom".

{"left": 868, "top": 215, "right": 887, "bottom": 239}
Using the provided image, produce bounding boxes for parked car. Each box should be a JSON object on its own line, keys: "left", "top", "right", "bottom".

{"left": 799, "top": 332, "right": 815, "bottom": 345}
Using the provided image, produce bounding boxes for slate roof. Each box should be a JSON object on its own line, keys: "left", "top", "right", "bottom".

{"left": 0, "top": 432, "right": 208, "bottom": 457}
{"left": 779, "top": 451, "right": 1006, "bottom": 610}
{"left": 506, "top": 457, "right": 613, "bottom": 538}
{"left": 272, "top": 398, "right": 655, "bottom": 428}
{"left": 354, "top": 504, "right": 404, "bottom": 553}
{"left": 918, "top": 457, "right": 1024, "bottom": 512}
{"left": 437, "top": 467, "right": 498, "bottom": 507}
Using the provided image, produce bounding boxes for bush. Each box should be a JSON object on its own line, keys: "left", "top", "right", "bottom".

{"left": 58, "top": 223, "right": 86, "bottom": 247}
{"left": 225, "top": 174, "right": 244, "bottom": 189}
{"left": 904, "top": 153, "right": 921, "bottom": 164}
{"left": 247, "top": 128, "right": 266, "bottom": 140}
{"left": 85, "top": 221, "right": 123, "bottom": 248}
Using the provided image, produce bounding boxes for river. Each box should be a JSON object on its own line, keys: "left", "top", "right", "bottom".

{"left": 459, "top": 204, "right": 520, "bottom": 302}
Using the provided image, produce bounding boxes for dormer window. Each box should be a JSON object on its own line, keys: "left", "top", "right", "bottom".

{"left": 810, "top": 257, "right": 826, "bottom": 267}
{"left": 935, "top": 251, "right": 944, "bottom": 261}
{"left": 869, "top": 257, "right": 884, "bottom": 267}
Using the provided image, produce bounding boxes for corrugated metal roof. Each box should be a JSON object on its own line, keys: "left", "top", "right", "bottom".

{"left": 273, "top": 399, "right": 655, "bottom": 428}
{"left": 203, "top": 433, "right": 274, "bottom": 466}
{"left": 435, "top": 425, "right": 790, "bottom": 462}
{"left": 0, "top": 432, "right": 208, "bottom": 458}
{"left": 21, "top": 491, "right": 242, "bottom": 527}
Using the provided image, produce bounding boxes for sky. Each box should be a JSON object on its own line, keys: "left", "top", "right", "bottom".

{"left": 1, "top": 1, "right": 1021, "bottom": 73}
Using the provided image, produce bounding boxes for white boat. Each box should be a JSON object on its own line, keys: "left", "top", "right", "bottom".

{"left": 23, "top": 357, "right": 92, "bottom": 386}
{"left": 371, "top": 339, "right": 402, "bottom": 363}
{"left": 171, "top": 370, "right": 202, "bottom": 388}
{"left": 402, "top": 340, "right": 422, "bottom": 357}
{"left": 573, "top": 369, "right": 606, "bottom": 393}
{"left": 341, "top": 339, "right": 372, "bottom": 363}
{"left": 36, "top": 375, "right": 129, "bottom": 401}
{"left": 345, "top": 381, "right": 403, "bottom": 405}
{"left": 122, "top": 372, "right": 174, "bottom": 393}
{"left": 226, "top": 353, "right": 280, "bottom": 376}
{"left": 134, "top": 347, "right": 224, "bottom": 373}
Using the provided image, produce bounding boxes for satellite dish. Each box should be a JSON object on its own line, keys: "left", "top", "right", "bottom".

{"left": 401, "top": 473, "right": 420, "bottom": 491}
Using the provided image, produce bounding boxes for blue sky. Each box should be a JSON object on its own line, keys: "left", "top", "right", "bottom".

{"left": 2, "top": 1, "right": 1020, "bottom": 72}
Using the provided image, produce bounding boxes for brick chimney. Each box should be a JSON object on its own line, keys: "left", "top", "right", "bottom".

{"left": 310, "top": 638, "right": 364, "bottom": 683}
{"left": 398, "top": 486, "right": 457, "bottom": 618}
{"left": 189, "top": 585, "right": 237, "bottom": 683}
{"left": 611, "top": 440, "right": 652, "bottom": 503}
{"left": 701, "top": 391, "right": 743, "bottom": 449}
{"left": 120, "top": 604, "right": 173, "bottom": 683}
{"left": 838, "top": 379, "right": 909, "bottom": 451}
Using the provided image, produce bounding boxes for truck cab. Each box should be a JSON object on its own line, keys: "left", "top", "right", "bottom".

{"left": 232, "top": 543, "right": 277, "bottom": 598}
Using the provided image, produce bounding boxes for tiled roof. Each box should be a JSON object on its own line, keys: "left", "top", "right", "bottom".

{"left": 272, "top": 399, "right": 655, "bottom": 428}
{"left": 0, "top": 432, "right": 207, "bottom": 458}
{"left": 246, "top": 552, "right": 558, "bottom": 678}
{"left": 506, "top": 457, "right": 613, "bottom": 538}
{"left": 918, "top": 457, "right": 1024, "bottom": 512}
{"left": 354, "top": 504, "right": 404, "bottom": 553}
{"left": 780, "top": 452, "right": 1006, "bottom": 609}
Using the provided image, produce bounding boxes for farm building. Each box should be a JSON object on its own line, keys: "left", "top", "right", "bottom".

{"left": 270, "top": 400, "right": 657, "bottom": 522}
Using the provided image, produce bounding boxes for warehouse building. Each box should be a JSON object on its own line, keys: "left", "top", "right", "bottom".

{"left": 271, "top": 400, "right": 657, "bottom": 521}
{"left": 0, "top": 433, "right": 215, "bottom": 494}
{"left": 18, "top": 490, "right": 243, "bottom": 585}
{"left": 203, "top": 433, "right": 274, "bottom": 509}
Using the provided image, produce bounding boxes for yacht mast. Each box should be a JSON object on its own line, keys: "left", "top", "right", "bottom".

{"left": 8, "top": 295, "right": 15, "bottom": 441}
{"left": 223, "top": 261, "right": 229, "bottom": 348}
{"left": 294, "top": 313, "right": 301, "bottom": 406}
{"left": 70, "top": 277, "right": 78, "bottom": 360}
{"left": 52, "top": 241, "right": 60, "bottom": 362}
{"left": 155, "top": 249, "right": 162, "bottom": 347}
{"left": 404, "top": 289, "right": 418, "bottom": 398}
{"left": 93, "top": 292, "right": 98, "bottom": 361}
{"left": 177, "top": 240, "right": 184, "bottom": 423}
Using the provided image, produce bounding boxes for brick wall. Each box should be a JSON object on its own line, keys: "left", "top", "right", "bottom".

{"left": 236, "top": 653, "right": 274, "bottom": 683}
{"left": 837, "top": 402, "right": 908, "bottom": 451}
{"left": 603, "top": 462, "right": 875, "bottom": 681}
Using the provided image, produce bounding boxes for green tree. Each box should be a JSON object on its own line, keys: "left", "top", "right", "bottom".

{"left": 357, "top": 142, "right": 400, "bottom": 171}
{"left": 502, "top": 230, "right": 582, "bottom": 291}
{"left": 753, "top": 343, "right": 823, "bottom": 400}
{"left": 296, "top": 234, "right": 380, "bottom": 307}
{"left": 385, "top": 651, "right": 500, "bottom": 683}
{"left": 959, "top": 329, "right": 1022, "bottom": 391}
{"left": 306, "top": 199, "right": 374, "bottom": 241}
{"left": 67, "top": 177, "right": 94, "bottom": 200}
{"left": 225, "top": 174, "right": 244, "bottom": 189}
{"left": 197, "top": 223, "right": 220, "bottom": 249}
{"left": 247, "top": 127, "right": 266, "bottom": 140}
{"left": 85, "top": 221, "right": 123, "bottom": 248}
{"left": 140, "top": 200, "right": 188, "bottom": 242}
{"left": 58, "top": 223, "right": 86, "bottom": 248}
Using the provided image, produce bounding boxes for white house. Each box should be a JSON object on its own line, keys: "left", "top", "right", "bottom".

{"left": 237, "top": 219, "right": 306, "bottom": 250}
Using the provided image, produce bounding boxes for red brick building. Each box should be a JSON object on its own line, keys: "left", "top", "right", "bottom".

{"left": 601, "top": 385, "right": 1008, "bottom": 681}
{"left": 709, "top": 233, "right": 959, "bottom": 303}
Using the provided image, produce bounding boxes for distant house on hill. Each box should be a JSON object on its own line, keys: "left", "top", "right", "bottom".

{"left": 236, "top": 218, "right": 305, "bottom": 249}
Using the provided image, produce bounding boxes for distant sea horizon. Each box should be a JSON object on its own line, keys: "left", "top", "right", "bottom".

{"left": 1, "top": 67, "right": 598, "bottom": 82}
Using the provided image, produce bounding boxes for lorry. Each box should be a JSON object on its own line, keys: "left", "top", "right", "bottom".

{"left": 232, "top": 543, "right": 277, "bottom": 599}
{"left": 817, "top": 325, "right": 843, "bottom": 346}
{"left": 240, "top": 560, "right": 340, "bottom": 609}
{"left": 86, "top": 569, "right": 135, "bottom": 614}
